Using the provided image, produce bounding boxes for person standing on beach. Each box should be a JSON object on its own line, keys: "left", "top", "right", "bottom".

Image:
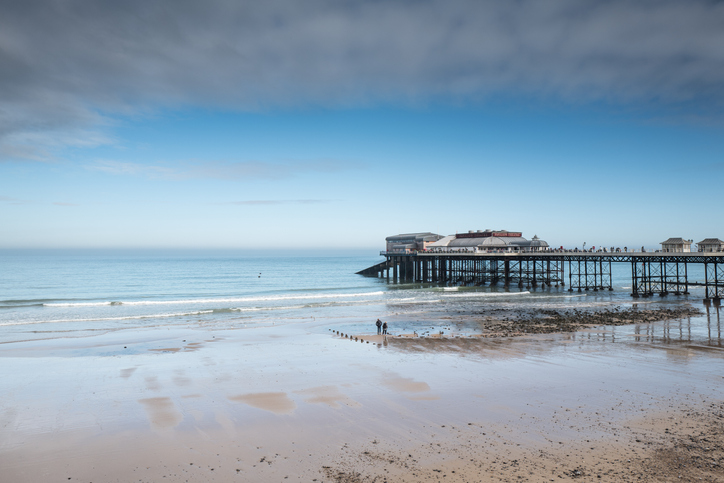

{"left": 382, "top": 322, "right": 388, "bottom": 335}
{"left": 376, "top": 319, "right": 382, "bottom": 334}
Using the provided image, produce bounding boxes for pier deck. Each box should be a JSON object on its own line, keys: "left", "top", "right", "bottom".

{"left": 358, "top": 251, "right": 724, "bottom": 301}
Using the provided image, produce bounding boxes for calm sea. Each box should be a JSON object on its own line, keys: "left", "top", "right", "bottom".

{"left": 0, "top": 251, "right": 709, "bottom": 344}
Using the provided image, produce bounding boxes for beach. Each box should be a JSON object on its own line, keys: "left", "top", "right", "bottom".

{"left": 2, "top": 306, "right": 724, "bottom": 482}
{"left": 1, "top": 254, "right": 724, "bottom": 482}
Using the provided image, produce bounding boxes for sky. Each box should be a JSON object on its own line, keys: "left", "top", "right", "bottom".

{"left": 1, "top": 0, "right": 724, "bottom": 251}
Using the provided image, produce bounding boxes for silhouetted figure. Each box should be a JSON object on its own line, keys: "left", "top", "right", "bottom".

{"left": 382, "top": 322, "right": 388, "bottom": 335}
{"left": 376, "top": 319, "right": 382, "bottom": 334}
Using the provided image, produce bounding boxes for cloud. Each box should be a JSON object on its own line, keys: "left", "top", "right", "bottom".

{"left": 189, "top": 159, "right": 357, "bottom": 180}
{"left": 0, "top": 94, "right": 114, "bottom": 162}
{"left": 2, "top": 0, "right": 724, "bottom": 160}
{"left": 88, "top": 158, "right": 357, "bottom": 180}
{"left": 220, "top": 199, "right": 332, "bottom": 205}
{"left": 90, "top": 160, "right": 177, "bottom": 178}
{"left": 0, "top": 195, "right": 32, "bottom": 205}
{"left": 1, "top": 196, "right": 77, "bottom": 206}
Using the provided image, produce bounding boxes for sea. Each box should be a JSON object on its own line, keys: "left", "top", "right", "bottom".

{"left": 0, "top": 251, "right": 715, "bottom": 345}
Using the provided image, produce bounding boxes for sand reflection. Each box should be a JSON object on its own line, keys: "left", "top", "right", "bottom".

{"left": 138, "top": 397, "right": 182, "bottom": 430}
{"left": 295, "top": 385, "right": 360, "bottom": 408}
{"left": 228, "top": 392, "right": 296, "bottom": 414}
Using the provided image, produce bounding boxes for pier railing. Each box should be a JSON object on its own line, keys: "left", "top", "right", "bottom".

{"left": 382, "top": 249, "right": 724, "bottom": 256}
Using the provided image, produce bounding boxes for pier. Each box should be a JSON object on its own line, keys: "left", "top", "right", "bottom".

{"left": 358, "top": 252, "right": 724, "bottom": 302}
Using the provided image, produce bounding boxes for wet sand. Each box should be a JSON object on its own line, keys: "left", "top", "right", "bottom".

{"left": 1, "top": 306, "right": 723, "bottom": 482}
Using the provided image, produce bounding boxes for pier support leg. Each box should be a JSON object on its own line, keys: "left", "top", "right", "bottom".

{"left": 567, "top": 260, "right": 573, "bottom": 292}
{"left": 684, "top": 262, "right": 689, "bottom": 294}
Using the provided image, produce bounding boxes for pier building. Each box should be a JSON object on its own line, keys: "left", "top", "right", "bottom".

{"left": 426, "top": 230, "right": 550, "bottom": 253}
{"left": 697, "top": 238, "right": 724, "bottom": 252}
{"left": 385, "top": 232, "right": 443, "bottom": 253}
{"left": 660, "top": 238, "right": 693, "bottom": 253}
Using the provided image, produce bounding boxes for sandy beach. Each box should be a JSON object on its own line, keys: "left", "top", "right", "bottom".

{"left": 1, "top": 306, "right": 724, "bottom": 482}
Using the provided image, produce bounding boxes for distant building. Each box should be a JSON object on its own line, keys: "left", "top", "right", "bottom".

{"left": 385, "top": 232, "right": 443, "bottom": 253}
{"left": 696, "top": 238, "right": 724, "bottom": 252}
{"left": 660, "top": 237, "right": 693, "bottom": 253}
{"left": 426, "top": 230, "right": 549, "bottom": 252}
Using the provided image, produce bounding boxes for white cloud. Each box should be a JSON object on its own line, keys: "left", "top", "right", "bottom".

{"left": 88, "top": 158, "right": 358, "bottom": 181}
{"left": 90, "top": 160, "right": 177, "bottom": 178}
{"left": 220, "top": 199, "right": 332, "bottom": 205}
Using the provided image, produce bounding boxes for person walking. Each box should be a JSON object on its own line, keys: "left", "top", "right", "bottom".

{"left": 382, "top": 322, "right": 388, "bottom": 335}
{"left": 376, "top": 319, "right": 382, "bottom": 334}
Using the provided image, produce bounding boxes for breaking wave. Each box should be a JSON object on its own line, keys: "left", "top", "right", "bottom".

{"left": 0, "top": 310, "right": 215, "bottom": 327}
{"left": 444, "top": 291, "right": 531, "bottom": 298}
{"left": 42, "top": 291, "right": 386, "bottom": 307}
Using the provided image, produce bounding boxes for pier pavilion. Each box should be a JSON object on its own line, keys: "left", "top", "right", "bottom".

{"left": 660, "top": 237, "right": 693, "bottom": 253}
{"left": 426, "top": 230, "right": 550, "bottom": 253}
{"left": 697, "top": 238, "right": 724, "bottom": 252}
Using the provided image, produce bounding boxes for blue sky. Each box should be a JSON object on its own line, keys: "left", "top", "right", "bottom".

{"left": 1, "top": 1, "right": 723, "bottom": 251}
